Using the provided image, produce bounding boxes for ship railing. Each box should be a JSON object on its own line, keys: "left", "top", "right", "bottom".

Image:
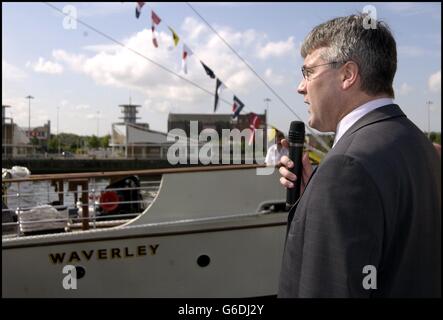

{"left": 2, "top": 172, "right": 162, "bottom": 237}
{"left": 2, "top": 164, "right": 267, "bottom": 238}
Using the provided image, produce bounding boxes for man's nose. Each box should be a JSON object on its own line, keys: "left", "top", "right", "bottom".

{"left": 297, "top": 78, "right": 307, "bottom": 95}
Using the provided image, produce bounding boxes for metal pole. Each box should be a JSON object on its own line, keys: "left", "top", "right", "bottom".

{"left": 25, "top": 95, "right": 34, "bottom": 157}
{"left": 3, "top": 107, "right": 6, "bottom": 158}
{"left": 2, "top": 107, "right": 3, "bottom": 157}
{"left": 426, "top": 100, "right": 433, "bottom": 139}
{"left": 25, "top": 95, "right": 34, "bottom": 140}
{"left": 3, "top": 115, "right": 5, "bottom": 158}
{"left": 427, "top": 101, "right": 430, "bottom": 138}
{"left": 97, "top": 111, "right": 100, "bottom": 137}
{"left": 264, "top": 98, "right": 271, "bottom": 123}
{"left": 57, "top": 106, "right": 61, "bottom": 155}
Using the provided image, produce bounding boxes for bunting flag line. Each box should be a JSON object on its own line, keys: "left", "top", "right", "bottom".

{"left": 168, "top": 26, "right": 180, "bottom": 47}
{"left": 151, "top": 10, "right": 162, "bottom": 48}
{"left": 151, "top": 10, "right": 161, "bottom": 25}
{"left": 267, "top": 126, "right": 277, "bottom": 142}
{"left": 151, "top": 26, "right": 158, "bottom": 48}
{"left": 248, "top": 113, "right": 261, "bottom": 146}
{"left": 182, "top": 44, "right": 193, "bottom": 74}
{"left": 201, "top": 61, "right": 216, "bottom": 79}
{"left": 135, "top": 2, "right": 145, "bottom": 19}
{"left": 214, "top": 78, "right": 226, "bottom": 112}
{"left": 232, "top": 96, "right": 245, "bottom": 119}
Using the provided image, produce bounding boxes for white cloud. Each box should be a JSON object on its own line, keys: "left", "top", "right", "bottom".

{"left": 264, "top": 68, "right": 285, "bottom": 85}
{"left": 189, "top": 3, "right": 259, "bottom": 8}
{"left": 82, "top": 44, "right": 120, "bottom": 53}
{"left": 1, "top": 96, "right": 48, "bottom": 127}
{"left": 28, "top": 57, "right": 64, "bottom": 74}
{"left": 86, "top": 113, "right": 99, "bottom": 119}
{"left": 76, "top": 2, "right": 133, "bottom": 18}
{"left": 182, "top": 17, "right": 208, "bottom": 41}
{"left": 145, "top": 99, "right": 170, "bottom": 113}
{"left": 256, "top": 36, "right": 295, "bottom": 60}
{"left": 46, "top": 17, "right": 298, "bottom": 114}
{"left": 52, "top": 49, "right": 86, "bottom": 70}
{"left": 1, "top": 97, "right": 28, "bottom": 124}
{"left": 74, "top": 104, "right": 91, "bottom": 110}
{"left": 2, "top": 60, "right": 28, "bottom": 81}
{"left": 398, "top": 82, "right": 414, "bottom": 95}
{"left": 50, "top": 22, "right": 252, "bottom": 111}
{"left": 428, "top": 70, "right": 441, "bottom": 93}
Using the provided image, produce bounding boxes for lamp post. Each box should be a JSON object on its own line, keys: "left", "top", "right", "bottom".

{"left": 264, "top": 98, "right": 271, "bottom": 125}
{"left": 25, "top": 95, "right": 34, "bottom": 140}
{"left": 426, "top": 100, "right": 433, "bottom": 139}
{"left": 57, "top": 106, "right": 61, "bottom": 155}
{"left": 97, "top": 110, "right": 100, "bottom": 137}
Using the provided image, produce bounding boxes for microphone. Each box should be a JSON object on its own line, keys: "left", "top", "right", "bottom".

{"left": 286, "top": 121, "right": 305, "bottom": 209}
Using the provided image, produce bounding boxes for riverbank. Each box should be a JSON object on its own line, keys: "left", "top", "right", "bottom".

{"left": 1, "top": 158, "right": 183, "bottom": 174}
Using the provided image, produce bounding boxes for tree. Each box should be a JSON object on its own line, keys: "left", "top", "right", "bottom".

{"left": 430, "top": 132, "right": 441, "bottom": 144}
{"left": 47, "top": 136, "right": 58, "bottom": 153}
{"left": 30, "top": 136, "right": 39, "bottom": 146}
{"left": 100, "top": 134, "right": 111, "bottom": 148}
{"left": 88, "top": 135, "right": 101, "bottom": 149}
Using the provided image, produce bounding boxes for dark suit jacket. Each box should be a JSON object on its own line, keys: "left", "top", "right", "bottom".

{"left": 278, "top": 104, "right": 441, "bottom": 298}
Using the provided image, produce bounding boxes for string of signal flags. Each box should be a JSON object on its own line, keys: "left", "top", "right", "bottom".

{"left": 135, "top": 2, "right": 263, "bottom": 141}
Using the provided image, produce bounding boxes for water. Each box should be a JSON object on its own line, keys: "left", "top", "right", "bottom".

{"left": 3, "top": 177, "right": 160, "bottom": 216}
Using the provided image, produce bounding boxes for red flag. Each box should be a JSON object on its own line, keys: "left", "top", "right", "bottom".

{"left": 152, "top": 26, "right": 158, "bottom": 48}
{"left": 248, "top": 113, "right": 261, "bottom": 145}
{"left": 151, "top": 10, "right": 161, "bottom": 25}
{"left": 231, "top": 96, "right": 245, "bottom": 119}
{"left": 182, "top": 44, "right": 193, "bottom": 74}
{"left": 151, "top": 10, "right": 162, "bottom": 48}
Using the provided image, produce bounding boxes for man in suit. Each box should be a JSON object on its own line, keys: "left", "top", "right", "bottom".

{"left": 278, "top": 14, "right": 441, "bottom": 297}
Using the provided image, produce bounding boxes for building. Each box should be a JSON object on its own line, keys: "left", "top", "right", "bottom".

{"left": 23, "top": 120, "right": 51, "bottom": 150}
{"left": 2, "top": 105, "right": 36, "bottom": 158}
{"left": 23, "top": 121, "right": 51, "bottom": 140}
{"left": 110, "top": 102, "right": 268, "bottom": 162}
{"left": 110, "top": 103, "right": 170, "bottom": 159}
{"left": 168, "top": 112, "right": 268, "bottom": 163}
{"left": 168, "top": 112, "right": 267, "bottom": 146}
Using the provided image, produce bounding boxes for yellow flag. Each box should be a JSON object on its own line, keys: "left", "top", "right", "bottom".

{"left": 168, "top": 27, "right": 180, "bottom": 47}
{"left": 267, "top": 127, "right": 276, "bottom": 142}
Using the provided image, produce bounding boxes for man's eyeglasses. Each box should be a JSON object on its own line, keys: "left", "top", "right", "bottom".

{"left": 301, "top": 61, "right": 340, "bottom": 80}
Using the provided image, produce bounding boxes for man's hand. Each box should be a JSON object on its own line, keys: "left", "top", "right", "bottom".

{"left": 278, "top": 138, "right": 313, "bottom": 194}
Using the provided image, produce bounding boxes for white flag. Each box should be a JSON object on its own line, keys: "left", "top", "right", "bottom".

{"left": 182, "top": 44, "right": 194, "bottom": 74}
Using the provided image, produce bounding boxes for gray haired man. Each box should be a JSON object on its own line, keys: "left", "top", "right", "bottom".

{"left": 278, "top": 14, "right": 441, "bottom": 298}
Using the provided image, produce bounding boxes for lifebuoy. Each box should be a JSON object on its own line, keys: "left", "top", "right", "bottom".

{"left": 100, "top": 191, "right": 119, "bottom": 213}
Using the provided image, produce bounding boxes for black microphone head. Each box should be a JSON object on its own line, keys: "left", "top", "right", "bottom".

{"left": 288, "top": 121, "right": 305, "bottom": 144}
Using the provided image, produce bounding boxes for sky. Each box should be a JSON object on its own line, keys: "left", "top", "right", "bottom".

{"left": 2, "top": 2, "right": 441, "bottom": 137}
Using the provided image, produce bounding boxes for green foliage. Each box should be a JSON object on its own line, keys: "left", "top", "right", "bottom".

{"left": 87, "top": 135, "right": 101, "bottom": 149}
{"left": 30, "top": 136, "right": 39, "bottom": 146}
{"left": 429, "top": 132, "right": 441, "bottom": 144}
{"left": 100, "top": 134, "right": 111, "bottom": 148}
{"left": 44, "top": 132, "right": 111, "bottom": 154}
{"left": 47, "top": 136, "right": 58, "bottom": 152}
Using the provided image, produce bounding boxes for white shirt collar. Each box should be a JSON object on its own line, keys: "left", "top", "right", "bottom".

{"left": 333, "top": 98, "right": 394, "bottom": 148}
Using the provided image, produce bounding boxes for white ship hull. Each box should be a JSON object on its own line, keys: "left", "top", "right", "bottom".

{"left": 2, "top": 166, "right": 287, "bottom": 297}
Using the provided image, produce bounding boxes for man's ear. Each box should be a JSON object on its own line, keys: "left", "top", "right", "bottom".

{"left": 341, "top": 61, "right": 359, "bottom": 90}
